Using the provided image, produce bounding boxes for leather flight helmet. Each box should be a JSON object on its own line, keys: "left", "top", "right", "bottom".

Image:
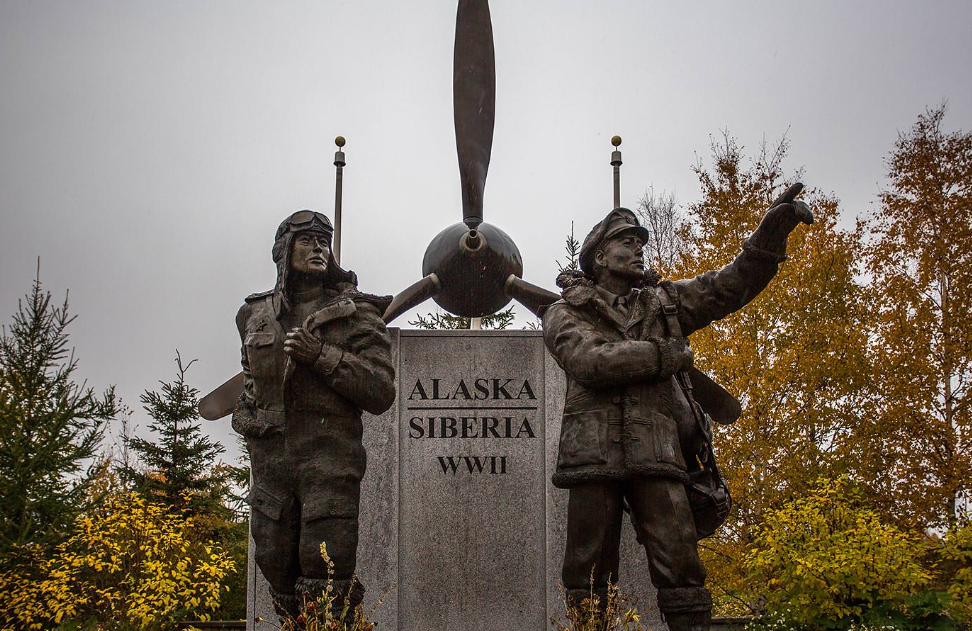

{"left": 271, "top": 210, "right": 354, "bottom": 301}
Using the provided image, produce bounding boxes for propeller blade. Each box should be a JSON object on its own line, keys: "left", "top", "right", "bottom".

{"left": 383, "top": 273, "right": 442, "bottom": 324}
{"left": 689, "top": 368, "right": 742, "bottom": 425}
{"left": 199, "top": 372, "right": 244, "bottom": 421}
{"left": 504, "top": 275, "right": 559, "bottom": 318}
{"left": 454, "top": 0, "right": 495, "bottom": 229}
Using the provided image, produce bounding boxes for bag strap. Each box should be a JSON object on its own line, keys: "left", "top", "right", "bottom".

{"left": 657, "top": 286, "right": 731, "bottom": 522}
{"left": 655, "top": 285, "right": 714, "bottom": 452}
{"left": 657, "top": 283, "right": 684, "bottom": 338}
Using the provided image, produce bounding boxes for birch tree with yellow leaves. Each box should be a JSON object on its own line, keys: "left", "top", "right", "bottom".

{"left": 862, "top": 104, "right": 972, "bottom": 530}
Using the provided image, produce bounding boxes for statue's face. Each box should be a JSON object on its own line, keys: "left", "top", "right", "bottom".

{"left": 595, "top": 232, "right": 645, "bottom": 281}
{"left": 289, "top": 231, "right": 330, "bottom": 278}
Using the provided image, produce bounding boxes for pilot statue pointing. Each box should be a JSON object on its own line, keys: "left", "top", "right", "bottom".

{"left": 232, "top": 210, "right": 395, "bottom": 625}
{"left": 542, "top": 187, "right": 812, "bottom": 631}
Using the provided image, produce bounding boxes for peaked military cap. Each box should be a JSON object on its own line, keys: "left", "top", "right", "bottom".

{"left": 579, "top": 208, "right": 651, "bottom": 276}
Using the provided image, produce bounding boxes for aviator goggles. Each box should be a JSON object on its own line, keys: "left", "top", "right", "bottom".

{"left": 276, "top": 210, "right": 334, "bottom": 241}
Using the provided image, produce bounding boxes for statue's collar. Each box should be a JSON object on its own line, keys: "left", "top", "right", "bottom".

{"left": 289, "top": 285, "right": 326, "bottom": 303}
{"left": 595, "top": 285, "right": 634, "bottom": 310}
{"left": 555, "top": 270, "right": 661, "bottom": 336}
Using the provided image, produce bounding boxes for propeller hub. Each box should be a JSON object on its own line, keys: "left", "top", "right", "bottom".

{"left": 460, "top": 229, "right": 484, "bottom": 253}
{"left": 422, "top": 221, "right": 523, "bottom": 317}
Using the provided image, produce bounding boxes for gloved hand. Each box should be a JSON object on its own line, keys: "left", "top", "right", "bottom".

{"left": 284, "top": 326, "right": 324, "bottom": 364}
{"left": 231, "top": 395, "right": 281, "bottom": 438}
{"left": 747, "top": 182, "right": 814, "bottom": 260}
{"left": 654, "top": 336, "right": 694, "bottom": 378}
{"left": 673, "top": 337, "right": 694, "bottom": 373}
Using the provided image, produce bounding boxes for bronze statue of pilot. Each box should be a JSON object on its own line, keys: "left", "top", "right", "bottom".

{"left": 232, "top": 210, "right": 395, "bottom": 623}
{"left": 541, "top": 188, "right": 812, "bottom": 631}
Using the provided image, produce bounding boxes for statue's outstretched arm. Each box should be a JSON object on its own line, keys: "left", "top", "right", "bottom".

{"left": 673, "top": 183, "right": 813, "bottom": 335}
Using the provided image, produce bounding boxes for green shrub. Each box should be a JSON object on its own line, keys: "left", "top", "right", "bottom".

{"left": 744, "top": 477, "right": 942, "bottom": 629}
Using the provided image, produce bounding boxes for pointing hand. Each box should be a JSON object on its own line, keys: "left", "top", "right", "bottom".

{"left": 748, "top": 182, "right": 814, "bottom": 256}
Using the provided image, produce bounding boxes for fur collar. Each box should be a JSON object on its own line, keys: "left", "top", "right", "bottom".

{"left": 555, "top": 269, "right": 661, "bottom": 306}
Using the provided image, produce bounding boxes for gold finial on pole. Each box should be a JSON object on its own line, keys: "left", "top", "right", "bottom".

{"left": 611, "top": 135, "right": 622, "bottom": 209}
{"left": 333, "top": 136, "right": 346, "bottom": 265}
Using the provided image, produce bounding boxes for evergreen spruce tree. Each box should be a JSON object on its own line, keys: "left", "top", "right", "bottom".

{"left": 121, "top": 354, "right": 251, "bottom": 620}
{"left": 121, "top": 352, "right": 234, "bottom": 518}
{"left": 557, "top": 221, "right": 581, "bottom": 274}
{"left": 0, "top": 268, "right": 120, "bottom": 563}
{"left": 409, "top": 306, "right": 515, "bottom": 330}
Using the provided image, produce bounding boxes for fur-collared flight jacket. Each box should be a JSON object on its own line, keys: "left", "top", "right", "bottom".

{"left": 542, "top": 245, "right": 780, "bottom": 488}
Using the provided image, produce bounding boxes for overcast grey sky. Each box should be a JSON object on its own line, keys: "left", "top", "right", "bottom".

{"left": 2, "top": 0, "right": 970, "bottom": 463}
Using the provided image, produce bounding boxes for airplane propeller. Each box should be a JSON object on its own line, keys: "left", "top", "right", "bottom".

{"left": 382, "top": 0, "right": 557, "bottom": 323}
{"left": 200, "top": 0, "right": 559, "bottom": 421}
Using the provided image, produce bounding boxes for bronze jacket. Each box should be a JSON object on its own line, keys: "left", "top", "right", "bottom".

{"left": 542, "top": 246, "right": 780, "bottom": 488}
{"left": 232, "top": 284, "right": 396, "bottom": 443}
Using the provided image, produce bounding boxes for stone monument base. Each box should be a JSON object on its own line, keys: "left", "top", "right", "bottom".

{"left": 247, "top": 329, "right": 666, "bottom": 630}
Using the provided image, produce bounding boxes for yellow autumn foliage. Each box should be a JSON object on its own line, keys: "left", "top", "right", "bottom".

{"left": 744, "top": 477, "right": 931, "bottom": 626}
{"left": 0, "top": 492, "right": 235, "bottom": 631}
{"left": 861, "top": 104, "right": 972, "bottom": 531}
{"left": 943, "top": 522, "right": 972, "bottom": 626}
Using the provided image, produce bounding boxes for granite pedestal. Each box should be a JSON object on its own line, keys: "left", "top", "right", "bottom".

{"left": 247, "top": 329, "right": 665, "bottom": 630}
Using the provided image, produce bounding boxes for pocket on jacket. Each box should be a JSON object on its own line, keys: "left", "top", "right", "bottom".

{"left": 558, "top": 409, "right": 608, "bottom": 468}
{"left": 651, "top": 411, "right": 686, "bottom": 468}
{"left": 246, "top": 485, "right": 286, "bottom": 521}
{"left": 244, "top": 331, "right": 275, "bottom": 348}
